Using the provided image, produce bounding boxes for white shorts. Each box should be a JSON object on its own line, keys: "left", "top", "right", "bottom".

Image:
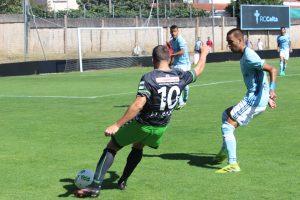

{"left": 230, "top": 99, "right": 267, "bottom": 126}
{"left": 279, "top": 50, "right": 290, "bottom": 60}
{"left": 193, "top": 53, "right": 200, "bottom": 64}
{"left": 172, "top": 63, "right": 191, "bottom": 71}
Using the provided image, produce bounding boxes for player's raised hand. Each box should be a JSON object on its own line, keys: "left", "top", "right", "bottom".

{"left": 104, "top": 124, "right": 119, "bottom": 136}
{"left": 200, "top": 45, "right": 210, "bottom": 56}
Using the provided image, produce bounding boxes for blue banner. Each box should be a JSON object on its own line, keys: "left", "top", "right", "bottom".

{"left": 241, "top": 5, "right": 290, "bottom": 30}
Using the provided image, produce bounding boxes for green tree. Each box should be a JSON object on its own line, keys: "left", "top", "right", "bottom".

{"left": 227, "top": 0, "right": 283, "bottom": 17}
{"left": 76, "top": 0, "right": 207, "bottom": 18}
{"left": 0, "top": 0, "right": 23, "bottom": 14}
{"left": 0, "top": 0, "right": 48, "bottom": 16}
{"left": 29, "top": 1, "right": 49, "bottom": 17}
{"left": 76, "top": 0, "right": 110, "bottom": 17}
{"left": 169, "top": 3, "right": 208, "bottom": 18}
{"left": 0, "top": 0, "right": 207, "bottom": 18}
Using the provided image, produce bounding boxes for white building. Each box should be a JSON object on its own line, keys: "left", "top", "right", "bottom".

{"left": 48, "top": 0, "right": 79, "bottom": 11}
{"left": 193, "top": 0, "right": 231, "bottom": 17}
{"left": 34, "top": 0, "right": 79, "bottom": 11}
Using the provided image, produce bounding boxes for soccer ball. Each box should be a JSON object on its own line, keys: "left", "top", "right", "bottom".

{"left": 74, "top": 169, "right": 94, "bottom": 189}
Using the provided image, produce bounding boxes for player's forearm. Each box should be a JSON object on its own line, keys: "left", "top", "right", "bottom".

{"left": 194, "top": 53, "right": 207, "bottom": 77}
{"left": 172, "top": 49, "right": 184, "bottom": 57}
{"left": 194, "top": 46, "right": 210, "bottom": 76}
{"left": 115, "top": 97, "right": 145, "bottom": 127}
{"left": 115, "top": 104, "right": 142, "bottom": 128}
{"left": 269, "top": 67, "right": 277, "bottom": 84}
{"left": 263, "top": 64, "right": 277, "bottom": 87}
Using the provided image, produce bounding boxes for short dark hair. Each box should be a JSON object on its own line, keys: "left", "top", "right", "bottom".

{"left": 170, "top": 25, "right": 178, "bottom": 30}
{"left": 152, "top": 45, "right": 170, "bottom": 62}
{"left": 227, "top": 28, "right": 244, "bottom": 40}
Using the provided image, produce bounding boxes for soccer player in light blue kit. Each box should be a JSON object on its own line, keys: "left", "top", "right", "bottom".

{"left": 170, "top": 25, "right": 191, "bottom": 109}
{"left": 214, "top": 28, "right": 277, "bottom": 173}
{"left": 277, "top": 27, "right": 292, "bottom": 76}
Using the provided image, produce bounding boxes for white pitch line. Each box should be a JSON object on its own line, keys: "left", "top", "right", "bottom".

{"left": 0, "top": 95, "right": 98, "bottom": 99}
{"left": 93, "top": 92, "right": 136, "bottom": 98}
{"left": 191, "top": 79, "right": 242, "bottom": 88}
{"left": 0, "top": 73, "right": 299, "bottom": 100}
{"left": 0, "top": 81, "right": 239, "bottom": 100}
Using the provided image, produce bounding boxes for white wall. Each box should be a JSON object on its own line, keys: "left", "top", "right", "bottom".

{"left": 0, "top": 21, "right": 299, "bottom": 63}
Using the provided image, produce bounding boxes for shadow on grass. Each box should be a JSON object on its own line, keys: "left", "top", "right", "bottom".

{"left": 143, "top": 153, "right": 221, "bottom": 170}
{"left": 58, "top": 171, "right": 120, "bottom": 197}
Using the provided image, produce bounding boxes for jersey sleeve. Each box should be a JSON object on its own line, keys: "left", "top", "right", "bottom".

{"left": 178, "top": 37, "right": 187, "bottom": 50}
{"left": 182, "top": 69, "right": 197, "bottom": 85}
{"left": 137, "top": 75, "right": 151, "bottom": 98}
{"left": 245, "top": 50, "right": 264, "bottom": 71}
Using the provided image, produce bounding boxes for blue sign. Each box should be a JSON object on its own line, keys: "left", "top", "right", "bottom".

{"left": 241, "top": 5, "right": 290, "bottom": 30}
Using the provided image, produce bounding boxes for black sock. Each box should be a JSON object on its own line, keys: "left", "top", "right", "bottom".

{"left": 93, "top": 148, "right": 116, "bottom": 186}
{"left": 119, "top": 147, "right": 143, "bottom": 183}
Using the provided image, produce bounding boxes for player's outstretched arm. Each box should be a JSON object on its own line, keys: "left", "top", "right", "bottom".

{"left": 194, "top": 45, "right": 210, "bottom": 77}
{"left": 263, "top": 63, "right": 277, "bottom": 109}
{"left": 104, "top": 96, "right": 147, "bottom": 136}
{"left": 172, "top": 49, "right": 184, "bottom": 57}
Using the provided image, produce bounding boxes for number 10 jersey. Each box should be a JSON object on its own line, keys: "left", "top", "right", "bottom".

{"left": 136, "top": 68, "right": 197, "bottom": 126}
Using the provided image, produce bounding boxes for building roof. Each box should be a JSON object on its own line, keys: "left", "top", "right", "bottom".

{"left": 192, "top": 3, "right": 229, "bottom": 11}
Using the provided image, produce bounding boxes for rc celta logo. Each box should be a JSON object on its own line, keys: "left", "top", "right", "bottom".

{"left": 254, "top": 10, "right": 260, "bottom": 24}
{"left": 253, "top": 10, "right": 278, "bottom": 24}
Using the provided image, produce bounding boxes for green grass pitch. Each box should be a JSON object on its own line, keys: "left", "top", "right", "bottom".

{"left": 0, "top": 58, "right": 299, "bottom": 200}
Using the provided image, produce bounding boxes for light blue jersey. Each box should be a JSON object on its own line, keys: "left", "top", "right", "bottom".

{"left": 170, "top": 35, "right": 190, "bottom": 65}
{"left": 277, "top": 34, "right": 290, "bottom": 50}
{"left": 240, "top": 47, "right": 269, "bottom": 107}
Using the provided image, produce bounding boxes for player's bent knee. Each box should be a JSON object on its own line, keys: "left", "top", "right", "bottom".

{"left": 222, "top": 107, "right": 233, "bottom": 123}
{"left": 223, "top": 132, "right": 235, "bottom": 142}
{"left": 222, "top": 111, "right": 228, "bottom": 123}
{"left": 105, "top": 148, "right": 117, "bottom": 156}
{"left": 107, "top": 139, "right": 121, "bottom": 152}
{"left": 221, "top": 122, "right": 235, "bottom": 136}
{"left": 132, "top": 143, "right": 145, "bottom": 150}
{"left": 130, "top": 147, "right": 143, "bottom": 158}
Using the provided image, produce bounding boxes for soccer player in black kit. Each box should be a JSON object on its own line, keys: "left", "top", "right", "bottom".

{"left": 74, "top": 44, "right": 210, "bottom": 198}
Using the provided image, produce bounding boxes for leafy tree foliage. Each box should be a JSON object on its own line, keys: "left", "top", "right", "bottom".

{"left": 0, "top": 0, "right": 23, "bottom": 14}
{"left": 0, "top": 0, "right": 48, "bottom": 16}
{"left": 0, "top": 0, "right": 208, "bottom": 18}
{"left": 76, "top": 0, "right": 207, "bottom": 18}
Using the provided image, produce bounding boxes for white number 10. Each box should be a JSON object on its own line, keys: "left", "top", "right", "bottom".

{"left": 158, "top": 86, "right": 180, "bottom": 111}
